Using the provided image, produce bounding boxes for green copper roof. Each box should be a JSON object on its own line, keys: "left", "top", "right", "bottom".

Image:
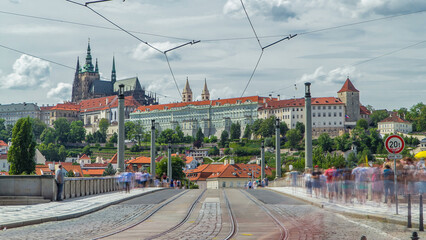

{"left": 82, "top": 40, "right": 95, "bottom": 73}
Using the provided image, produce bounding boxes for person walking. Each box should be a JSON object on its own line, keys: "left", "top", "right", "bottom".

{"left": 312, "top": 166, "right": 322, "bottom": 198}
{"left": 55, "top": 164, "right": 65, "bottom": 201}
{"left": 383, "top": 165, "right": 394, "bottom": 207}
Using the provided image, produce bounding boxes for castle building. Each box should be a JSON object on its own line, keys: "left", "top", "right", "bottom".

{"left": 337, "top": 78, "right": 360, "bottom": 123}
{"left": 71, "top": 41, "right": 158, "bottom": 106}
{"left": 201, "top": 79, "right": 210, "bottom": 101}
{"left": 182, "top": 77, "right": 193, "bottom": 102}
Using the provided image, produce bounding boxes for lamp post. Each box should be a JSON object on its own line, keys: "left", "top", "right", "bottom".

{"left": 117, "top": 84, "right": 125, "bottom": 172}
{"left": 150, "top": 120, "right": 156, "bottom": 182}
{"left": 275, "top": 118, "right": 281, "bottom": 179}
{"left": 304, "top": 82, "right": 313, "bottom": 169}
{"left": 261, "top": 140, "right": 265, "bottom": 180}
{"left": 168, "top": 142, "right": 172, "bottom": 183}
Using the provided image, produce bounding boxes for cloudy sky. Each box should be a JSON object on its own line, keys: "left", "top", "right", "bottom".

{"left": 1, "top": 0, "right": 425, "bottom": 109}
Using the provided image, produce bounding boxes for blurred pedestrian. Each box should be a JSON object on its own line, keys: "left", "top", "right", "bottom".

{"left": 312, "top": 165, "right": 322, "bottom": 198}
{"left": 383, "top": 165, "right": 394, "bottom": 207}
{"left": 304, "top": 168, "right": 312, "bottom": 197}
{"left": 55, "top": 164, "right": 65, "bottom": 201}
{"left": 371, "top": 167, "right": 383, "bottom": 206}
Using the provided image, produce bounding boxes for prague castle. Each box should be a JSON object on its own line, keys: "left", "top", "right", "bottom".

{"left": 71, "top": 41, "right": 158, "bottom": 106}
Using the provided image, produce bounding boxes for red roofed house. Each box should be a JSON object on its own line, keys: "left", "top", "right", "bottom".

{"left": 78, "top": 154, "right": 92, "bottom": 165}
{"left": 126, "top": 156, "right": 151, "bottom": 172}
{"left": 185, "top": 156, "right": 198, "bottom": 170}
{"left": 79, "top": 95, "right": 141, "bottom": 137}
{"left": 0, "top": 154, "right": 9, "bottom": 172}
{"left": 378, "top": 112, "right": 413, "bottom": 135}
{"left": 49, "top": 102, "right": 80, "bottom": 126}
{"left": 185, "top": 161, "right": 273, "bottom": 189}
{"left": 130, "top": 81, "right": 277, "bottom": 139}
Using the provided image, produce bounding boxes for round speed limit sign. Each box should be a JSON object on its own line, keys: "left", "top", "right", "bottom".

{"left": 385, "top": 135, "right": 405, "bottom": 154}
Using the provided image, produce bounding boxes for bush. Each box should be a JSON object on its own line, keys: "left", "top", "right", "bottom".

{"left": 130, "top": 145, "right": 140, "bottom": 152}
{"left": 189, "top": 182, "right": 199, "bottom": 189}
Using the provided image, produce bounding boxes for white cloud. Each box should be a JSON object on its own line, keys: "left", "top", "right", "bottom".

{"left": 1, "top": 55, "right": 51, "bottom": 90}
{"left": 146, "top": 75, "right": 177, "bottom": 93}
{"left": 223, "top": 0, "right": 296, "bottom": 22}
{"left": 210, "top": 86, "right": 237, "bottom": 100}
{"left": 47, "top": 82, "right": 72, "bottom": 101}
{"left": 9, "top": 0, "right": 20, "bottom": 3}
{"left": 131, "top": 42, "right": 181, "bottom": 61}
{"left": 299, "top": 66, "right": 360, "bottom": 85}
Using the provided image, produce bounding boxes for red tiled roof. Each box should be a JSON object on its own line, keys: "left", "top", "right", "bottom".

{"left": 80, "top": 95, "right": 141, "bottom": 113}
{"left": 108, "top": 153, "right": 117, "bottom": 164}
{"left": 82, "top": 169, "right": 105, "bottom": 176}
{"left": 51, "top": 102, "right": 80, "bottom": 111}
{"left": 40, "top": 106, "right": 54, "bottom": 111}
{"left": 135, "top": 96, "right": 275, "bottom": 113}
{"left": 79, "top": 154, "right": 91, "bottom": 160}
{"left": 337, "top": 78, "right": 359, "bottom": 93}
{"left": 0, "top": 140, "right": 8, "bottom": 147}
{"left": 82, "top": 163, "right": 108, "bottom": 168}
{"left": 127, "top": 156, "right": 151, "bottom": 164}
{"left": 210, "top": 163, "right": 272, "bottom": 179}
{"left": 35, "top": 165, "right": 53, "bottom": 175}
{"left": 0, "top": 155, "right": 7, "bottom": 160}
{"left": 0, "top": 172, "right": 9, "bottom": 175}
{"left": 259, "top": 97, "right": 343, "bottom": 110}
{"left": 360, "top": 105, "right": 371, "bottom": 115}
{"left": 62, "top": 164, "right": 84, "bottom": 177}
{"left": 379, "top": 113, "right": 411, "bottom": 124}
{"left": 185, "top": 156, "right": 194, "bottom": 164}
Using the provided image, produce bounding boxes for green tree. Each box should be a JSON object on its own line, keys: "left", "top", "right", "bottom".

{"left": 295, "top": 122, "right": 305, "bottom": 135}
{"left": 220, "top": 130, "right": 229, "bottom": 147}
{"left": 109, "top": 132, "right": 118, "bottom": 144}
{"left": 174, "top": 125, "right": 184, "bottom": 143}
{"left": 82, "top": 145, "right": 92, "bottom": 156}
{"left": 230, "top": 122, "right": 241, "bottom": 140}
{"left": 356, "top": 119, "right": 368, "bottom": 130}
{"left": 53, "top": 118, "right": 70, "bottom": 144}
{"left": 209, "top": 135, "right": 218, "bottom": 143}
{"left": 317, "top": 133, "right": 333, "bottom": 152}
{"left": 98, "top": 118, "right": 109, "bottom": 138}
{"left": 66, "top": 170, "right": 75, "bottom": 177}
{"left": 208, "top": 146, "right": 219, "bottom": 156}
{"left": 158, "top": 129, "right": 175, "bottom": 144}
{"left": 259, "top": 117, "right": 275, "bottom": 137}
{"left": 155, "top": 156, "right": 185, "bottom": 180}
{"left": 0, "top": 119, "right": 12, "bottom": 141}
{"left": 69, "top": 120, "right": 86, "bottom": 143}
{"left": 58, "top": 145, "right": 67, "bottom": 162}
{"left": 103, "top": 163, "right": 116, "bottom": 176}
{"left": 124, "top": 121, "right": 135, "bottom": 140}
{"left": 8, "top": 117, "right": 36, "bottom": 174}
{"left": 334, "top": 133, "right": 351, "bottom": 151}
{"left": 40, "top": 127, "right": 56, "bottom": 145}
{"left": 196, "top": 128, "right": 204, "bottom": 142}
{"left": 93, "top": 130, "right": 106, "bottom": 143}
{"left": 280, "top": 122, "right": 289, "bottom": 137}
{"left": 243, "top": 124, "right": 251, "bottom": 139}
{"left": 347, "top": 152, "right": 358, "bottom": 168}
{"left": 251, "top": 119, "right": 263, "bottom": 137}
{"left": 369, "top": 110, "right": 389, "bottom": 127}
{"left": 29, "top": 118, "right": 46, "bottom": 140}
{"left": 285, "top": 129, "right": 301, "bottom": 150}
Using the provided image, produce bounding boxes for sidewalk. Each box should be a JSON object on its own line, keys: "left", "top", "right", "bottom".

{"left": 0, "top": 188, "right": 163, "bottom": 229}
{"left": 268, "top": 187, "right": 425, "bottom": 228}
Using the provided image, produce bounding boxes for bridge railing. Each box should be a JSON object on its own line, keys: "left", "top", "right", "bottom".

{"left": 62, "top": 177, "right": 120, "bottom": 200}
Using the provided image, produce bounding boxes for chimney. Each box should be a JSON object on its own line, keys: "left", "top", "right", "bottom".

{"left": 263, "top": 98, "right": 266, "bottom": 103}
{"left": 224, "top": 159, "right": 228, "bottom": 165}
{"left": 230, "top": 159, "right": 235, "bottom": 165}
{"left": 106, "top": 98, "right": 109, "bottom": 105}
{"left": 277, "top": 94, "right": 280, "bottom": 101}
{"left": 269, "top": 94, "right": 272, "bottom": 100}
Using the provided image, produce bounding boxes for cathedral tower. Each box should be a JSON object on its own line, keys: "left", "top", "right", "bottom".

{"left": 201, "top": 78, "right": 210, "bottom": 101}
{"left": 182, "top": 77, "right": 193, "bottom": 102}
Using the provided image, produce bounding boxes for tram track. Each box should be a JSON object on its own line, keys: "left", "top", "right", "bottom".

{"left": 239, "top": 189, "right": 289, "bottom": 240}
{"left": 223, "top": 189, "right": 238, "bottom": 240}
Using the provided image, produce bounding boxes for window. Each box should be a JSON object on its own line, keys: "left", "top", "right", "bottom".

{"left": 328, "top": 113, "right": 331, "bottom": 117}
{"left": 329, "top": 122, "right": 331, "bottom": 125}
{"left": 313, "top": 122, "right": 315, "bottom": 125}
{"left": 313, "top": 106, "right": 316, "bottom": 110}
{"left": 334, "top": 113, "right": 336, "bottom": 117}
{"left": 334, "top": 106, "right": 336, "bottom": 109}
{"left": 334, "top": 122, "right": 336, "bottom": 125}
{"left": 339, "top": 106, "right": 342, "bottom": 109}
{"left": 328, "top": 106, "right": 331, "bottom": 109}
{"left": 323, "top": 113, "right": 326, "bottom": 117}
{"left": 323, "top": 106, "right": 326, "bottom": 109}
{"left": 313, "top": 113, "right": 316, "bottom": 117}
{"left": 339, "top": 112, "right": 342, "bottom": 117}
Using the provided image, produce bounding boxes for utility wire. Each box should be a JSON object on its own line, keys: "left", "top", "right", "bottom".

{"left": 240, "top": 0, "right": 262, "bottom": 50}
{"left": 164, "top": 53, "right": 182, "bottom": 98}
{"left": 240, "top": 51, "right": 263, "bottom": 97}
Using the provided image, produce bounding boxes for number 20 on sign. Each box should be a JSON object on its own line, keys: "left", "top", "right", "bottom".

{"left": 385, "top": 135, "right": 405, "bottom": 154}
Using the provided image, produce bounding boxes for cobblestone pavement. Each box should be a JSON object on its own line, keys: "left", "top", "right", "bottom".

{"left": 0, "top": 189, "right": 183, "bottom": 240}
{"left": 247, "top": 189, "right": 426, "bottom": 240}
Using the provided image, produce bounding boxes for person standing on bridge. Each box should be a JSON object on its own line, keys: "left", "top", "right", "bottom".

{"left": 55, "top": 164, "right": 65, "bottom": 201}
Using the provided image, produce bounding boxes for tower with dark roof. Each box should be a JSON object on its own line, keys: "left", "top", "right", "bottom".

{"left": 182, "top": 77, "right": 193, "bottom": 102}
{"left": 337, "top": 77, "right": 360, "bottom": 123}
{"left": 201, "top": 78, "right": 210, "bottom": 101}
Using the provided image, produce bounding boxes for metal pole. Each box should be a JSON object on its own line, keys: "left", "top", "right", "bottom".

{"left": 304, "top": 82, "right": 313, "bottom": 169}
{"left": 420, "top": 194, "right": 424, "bottom": 231}
{"left": 150, "top": 120, "right": 156, "bottom": 183}
{"left": 168, "top": 142, "right": 172, "bottom": 183}
{"left": 394, "top": 151, "right": 398, "bottom": 215}
{"left": 117, "top": 84, "right": 125, "bottom": 172}
{"left": 408, "top": 194, "right": 412, "bottom": 228}
{"left": 261, "top": 140, "right": 265, "bottom": 180}
{"left": 275, "top": 118, "right": 281, "bottom": 179}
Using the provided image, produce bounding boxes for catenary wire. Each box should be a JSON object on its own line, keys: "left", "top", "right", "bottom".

{"left": 240, "top": 0, "right": 262, "bottom": 50}
{"left": 240, "top": 51, "right": 264, "bottom": 97}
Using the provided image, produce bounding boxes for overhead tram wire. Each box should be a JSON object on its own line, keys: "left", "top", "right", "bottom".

{"left": 65, "top": 0, "right": 201, "bottom": 99}
{"left": 240, "top": 0, "right": 262, "bottom": 50}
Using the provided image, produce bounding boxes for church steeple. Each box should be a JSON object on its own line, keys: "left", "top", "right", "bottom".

{"left": 82, "top": 39, "right": 95, "bottom": 73}
{"left": 201, "top": 78, "right": 210, "bottom": 101}
{"left": 111, "top": 56, "right": 116, "bottom": 85}
{"left": 75, "top": 57, "right": 81, "bottom": 75}
{"left": 182, "top": 77, "right": 192, "bottom": 102}
{"left": 95, "top": 58, "right": 99, "bottom": 73}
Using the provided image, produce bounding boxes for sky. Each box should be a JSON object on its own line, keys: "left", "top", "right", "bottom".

{"left": 0, "top": 0, "right": 425, "bottom": 110}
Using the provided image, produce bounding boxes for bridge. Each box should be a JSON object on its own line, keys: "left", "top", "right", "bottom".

{"left": 0, "top": 185, "right": 422, "bottom": 239}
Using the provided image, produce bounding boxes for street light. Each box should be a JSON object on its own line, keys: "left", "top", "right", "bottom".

{"left": 118, "top": 84, "right": 125, "bottom": 97}
{"left": 305, "top": 82, "right": 313, "bottom": 169}
{"left": 275, "top": 118, "right": 281, "bottom": 179}
{"left": 117, "top": 84, "right": 125, "bottom": 172}
{"left": 305, "top": 82, "right": 311, "bottom": 98}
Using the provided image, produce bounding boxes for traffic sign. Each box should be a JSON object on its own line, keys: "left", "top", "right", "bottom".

{"left": 387, "top": 154, "right": 402, "bottom": 160}
{"left": 385, "top": 135, "right": 405, "bottom": 154}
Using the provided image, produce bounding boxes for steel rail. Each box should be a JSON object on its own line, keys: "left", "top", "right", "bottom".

{"left": 146, "top": 189, "right": 207, "bottom": 240}
{"left": 223, "top": 189, "right": 238, "bottom": 240}
{"left": 92, "top": 189, "right": 189, "bottom": 240}
{"left": 239, "top": 189, "right": 289, "bottom": 240}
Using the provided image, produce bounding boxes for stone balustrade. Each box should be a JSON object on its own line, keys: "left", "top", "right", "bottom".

{"left": 61, "top": 177, "right": 119, "bottom": 200}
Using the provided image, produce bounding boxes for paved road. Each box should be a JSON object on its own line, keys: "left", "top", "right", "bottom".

{"left": 0, "top": 189, "right": 184, "bottom": 240}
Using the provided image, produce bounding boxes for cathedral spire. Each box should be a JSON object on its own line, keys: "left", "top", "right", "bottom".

{"left": 111, "top": 56, "right": 116, "bottom": 85}
{"left": 201, "top": 78, "right": 210, "bottom": 101}
{"left": 182, "top": 77, "right": 192, "bottom": 102}
{"left": 95, "top": 58, "right": 99, "bottom": 73}
{"left": 75, "top": 57, "right": 80, "bottom": 75}
{"left": 83, "top": 39, "right": 94, "bottom": 72}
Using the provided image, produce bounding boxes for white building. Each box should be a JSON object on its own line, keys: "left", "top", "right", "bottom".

{"left": 0, "top": 103, "right": 41, "bottom": 126}
{"left": 378, "top": 113, "right": 413, "bottom": 135}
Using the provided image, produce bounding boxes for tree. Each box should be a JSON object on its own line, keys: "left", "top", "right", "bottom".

{"left": 93, "top": 130, "right": 106, "bottom": 143}
{"left": 208, "top": 146, "right": 219, "bottom": 156}
{"left": 334, "top": 133, "right": 351, "bottom": 151}
{"left": 196, "top": 128, "right": 204, "bottom": 142}
{"left": 279, "top": 122, "right": 289, "bottom": 137}
{"left": 8, "top": 117, "right": 36, "bottom": 174}
{"left": 69, "top": 120, "right": 86, "bottom": 143}
{"left": 53, "top": 118, "right": 70, "bottom": 144}
{"left": 243, "top": 124, "right": 251, "bottom": 139}
{"left": 317, "top": 133, "right": 333, "bottom": 152}
{"left": 58, "top": 145, "right": 67, "bottom": 162}
{"left": 66, "top": 170, "right": 75, "bottom": 177}
{"left": 98, "top": 118, "right": 109, "bottom": 138}
{"left": 103, "top": 163, "right": 116, "bottom": 176}
{"left": 295, "top": 122, "right": 305, "bottom": 135}
{"left": 259, "top": 117, "right": 275, "bottom": 138}
{"left": 158, "top": 129, "right": 175, "bottom": 144}
{"left": 369, "top": 110, "right": 389, "bottom": 127}
{"left": 40, "top": 127, "right": 56, "bottom": 145}
{"left": 230, "top": 122, "right": 241, "bottom": 140}
{"left": 285, "top": 129, "right": 301, "bottom": 150}
{"left": 209, "top": 135, "right": 218, "bottom": 143}
{"left": 124, "top": 121, "right": 135, "bottom": 140}
{"left": 356, "top": 119, "right": 368, "bottom": 130}
{"left": 155, "top": 156, "right": 185, "bottom": 180}
{"left": 82, "top": 145, "right": 92, "bottom": 156}
{"left": 174, "top": 125, "right": 184, "bottom": 143}
{"left": 29, "top": 118, "right": 46, "bottom": 140}
{"left": 251, "top": 119, "right": 263, "bottom": 137}
{"left": 109, "top": 132, "right": 118, "bottom": 144}
{"left": 220, "top": 130, "right": 229, "bottom": 147}
{"left": 0, "top": 119, "right": 12, "bottom": 141}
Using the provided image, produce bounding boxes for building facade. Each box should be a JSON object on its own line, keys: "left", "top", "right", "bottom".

{"left": 378, "top": 113, "right": 413, "bottom": 135}
{"left": 49, "top": 102, "right": 80, "bottom": 126}
{"left": 0, "top": 103, "right": 41, "bottom": 126}
{"left": 130, "top": 96, "right": 275, "bottom": 138}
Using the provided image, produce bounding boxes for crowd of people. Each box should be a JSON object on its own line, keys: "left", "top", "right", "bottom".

{"left": 289, "top": 157, "right": 426, "bottom": 207}
{"left": 116, "top": 171, "right": 184, "bottom": 193}
{"left": 246, "top": 178, "right": 269, "bottom": 189}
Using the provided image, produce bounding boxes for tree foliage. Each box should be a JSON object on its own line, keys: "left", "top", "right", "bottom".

{"left": 29, "top": 118, "right": 46, "bottom": 140}
{"left": 220, "top": 130, "right": 229, "bottom": 147}
{"left": 40, "top": 127, "right": 56, "bottom": 145}
{"left": 196, "top": 128, "right": 204, "bottom": 142}
{"left": 98, "top": 118, "right": 109, "bottom": 138}
{"left": 8, "top": 117, "right": 36, "bottom": 174}
{"left": 356, "top": 119, "right": 368, "bottom": 130}
{"left": 317, "top": 133, "right": 333, "bottom": 152}
{"left": 103, "top": 163, "right": 116, "bottom": 176}
{"left": 53, "top": 118, "right": 70, "bottom": 144}
{"left": 369, "top": 110, "right": 389, "bottom": 127}
{"left": 285, "top": 129, "right": 302, "bottom": 150}
{"left": 69, "top": 120, "right": 86, "bottom": 143}
{"left": 155, "top": 156, "right": 185, "bottom": 180}
{"left": 230, "top": 122, "right": 241, "bottom": 140}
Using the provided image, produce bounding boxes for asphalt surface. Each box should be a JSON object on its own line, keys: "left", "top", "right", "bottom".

{"left": 244, "top": 189, "right": 306, "bottom": 205}
{"left": 119, "top": 189, "right": 184, "bottom": 205}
